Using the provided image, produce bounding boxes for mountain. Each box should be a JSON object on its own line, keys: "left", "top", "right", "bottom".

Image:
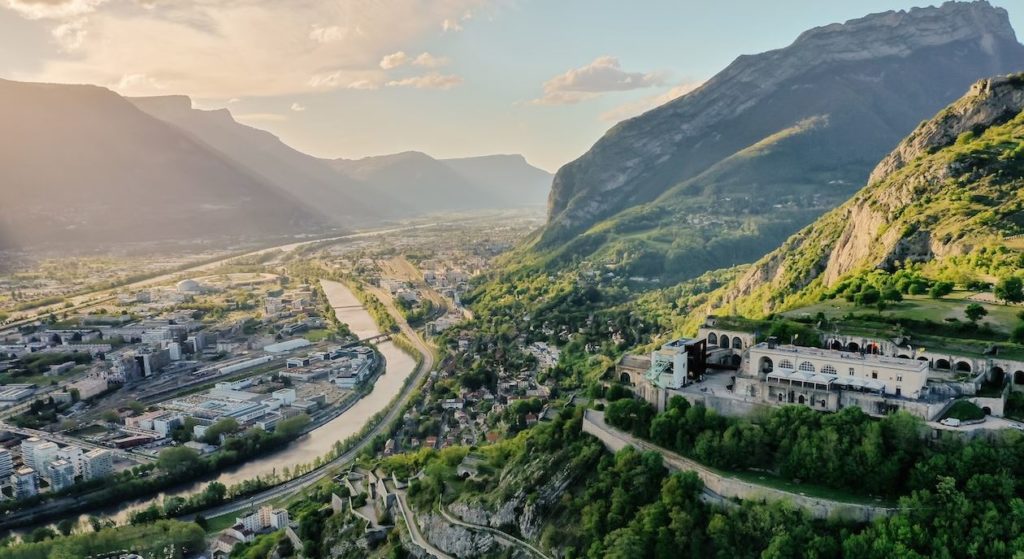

{"left": 134, "top": 97, "right": 552, "bottom": 218}
{"left": 527, "top": 1, "right": 1024, "bottom": 282}
{"left": 0, "top": 81, "right": 551, "bottom": 249}
{"left": 330, "top": 152, "right": 552, "bottom": 215}
{"left": 441, "top": 154, "right": 552, "bottom": 207}
{"left": 0, "top": 79, "right": 322, "bottom": 248}
{"left": 130, "top": 95, "right": 377, "bottom": 225}
{"left": 329, "top": 151, "right": 494, "bottom": 215}
{"left": 707, "top": 74, "right": 1024, "bottom": 317}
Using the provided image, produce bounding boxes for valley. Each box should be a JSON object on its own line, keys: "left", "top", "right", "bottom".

{"left": 6, "top": 1, "right": 1024, "bottom": 558}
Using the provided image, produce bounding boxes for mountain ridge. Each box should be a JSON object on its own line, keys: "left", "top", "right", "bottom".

{"left": 705, "top": 73, "right": 1024, "bottom": 318}
{"left": 527, "top": 0, "right": 1024, "bottom": 286}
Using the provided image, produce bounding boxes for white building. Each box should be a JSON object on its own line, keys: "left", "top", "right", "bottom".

{"left": 21, "top": 438, "right": 58, "bottom": 473}
{"left": 748, "top": 342, "right": 929, "bottom": 400}
{"left": 57, "top": 446, "right": 85, "bottom": 477}
{"left": 83, "top": 449, "right": 113, "bottom": 481}
{"left": 12, "top": 467, "right": 37, "bottom": 499}
{"left": 68, "top": 375, "right": 109, "bottom": 401}
{"left": 272, "top": 388, "right": 296, "bottom": 406}
{"left": 236, "top": 505, "right": 289, "bottom": 533}
{"left": 0, "top": 448, "right": 13, "bottom": 479}
{"left": 46, "top": 459, "right": 75, "bottom": 492}
{"left": 647, "top": 338, "right": 706, "bottom": 390}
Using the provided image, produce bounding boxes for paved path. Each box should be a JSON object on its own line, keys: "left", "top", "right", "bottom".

{"left": 436, "top": 499, "right": 551, "bottom": 559}
{"left": 394, "top": 490, "right": 454, "bottom": 559}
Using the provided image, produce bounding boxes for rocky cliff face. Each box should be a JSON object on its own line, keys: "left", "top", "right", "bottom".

{"left": 541, "top": 1, "right": 1024, "bottom": 248}
{"left": 710, "top": 74, "right": 1024, "bottom": 317}
{"left": 869, "top": 74, "right": 1024, "bottom": 183}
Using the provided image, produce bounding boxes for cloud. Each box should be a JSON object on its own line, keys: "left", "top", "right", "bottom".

{"left": 600, "top": 81, "right": 704, "bottom": 122}
{"left": 442, "top": 18, "right": 462, "bottom": 32}
{"left": 115, "top": 72, "right": 166, "bottom": 93}
{"left": 380, "top": 50, "right": 448, "bottom": 70}
{"left": 345, "top": 79, "right": 380, "bottom": 90}
{"left": 290, "top": 102, "right": 306, "bottom": 112}
{"left": 7, "top": 0, "right": 489, "bottom": 98}
{"left": 413, "top": 52, "right": 448, "bottom": 68}
{"left": 308, "top": 24, "right": 344, "bottom": 44}
{"left": 4, "top": 0, "right": 105, "bottom": 19}
{"left": 51, "top": 17, "right": 86, "bottom": 51}
{"left": 379, "top": 51, "right": 410, "bottom": 70}
{"left": 386, "top": 73, "right": 462, "bottom": 90}
{"left": 532, "top": 56, "right": 665, "bottom": 105}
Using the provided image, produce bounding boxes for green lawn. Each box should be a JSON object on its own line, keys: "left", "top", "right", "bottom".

{"left": 722, "top": 468, "right": 894, "bottom": 507}
{"left": 203, "top": 511, "right": 240, "bottom": 533}
{"left": 785, "top": 292, "right": 1020, "bottom": 329}
{"left": 781, "top": 291, "right": 1024, "bottom": 359}
{"left": 305, "top": 328, "right": 335, "bottom": 342}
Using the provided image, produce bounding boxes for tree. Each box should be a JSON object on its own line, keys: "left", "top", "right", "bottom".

{"left": 201, "top": 417, "right": 240, "bottom": 444}
{"left": 157, "top": 446, "right": 201, "bottom": 474}
{"left": 1011, "top": 323, "right": 1024, "bottom": 345}
{"left": 929, "top": 281, "right": 954, "bottom": 299}
{"left": 56, "top": 518, "right": 76, "bottom": 536}
{"left": 995, "top": 276, "right": 1024, "bottom": 304}
{"left": 965, "top": 303, "right": 988, "bottom": 323}
{"left": 855, "top": 288, "right": 881, "bottom": 306}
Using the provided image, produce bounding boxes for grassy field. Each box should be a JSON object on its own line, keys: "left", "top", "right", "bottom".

{"left": 726, "top": 468, "right": 895, "bottom": 507}
{"left": 784, "top": 292, "right": 1021, "bottom": 331}
{"left": 305, "top": 328, "right": 335, "bottom": 343}
{"left": 780, "top": 291, "right": 1024, "bottom": 360}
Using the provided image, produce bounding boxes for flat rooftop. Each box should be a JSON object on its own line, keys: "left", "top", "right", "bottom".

{"left": 753, "top": 343, "right": 928, "bottom": 372}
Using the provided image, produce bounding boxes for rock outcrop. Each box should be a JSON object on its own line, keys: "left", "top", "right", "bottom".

{"left": 869, "top": 74, "right": 1024, "bottom": 183}
{"left": 709, "top": 73, "right": 1024, "bottom": 317}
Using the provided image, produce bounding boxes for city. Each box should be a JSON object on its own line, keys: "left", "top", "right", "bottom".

{"left": 4, "top": 1, "right": 1024, "bottom": 558}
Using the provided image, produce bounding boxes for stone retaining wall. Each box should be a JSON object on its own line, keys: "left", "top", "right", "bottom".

{"left": 582, "top": 409, "right": 896, "bottom": 522}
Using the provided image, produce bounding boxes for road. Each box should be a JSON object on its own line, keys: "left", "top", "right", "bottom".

{"left": 435, "top": 497, "right": 550, "bottom": 559}
{"left": 394, "top": 490, "right": 454, "bottom": 559}
{"left": 178, "top": 283, "right": 436, "bottom": 522}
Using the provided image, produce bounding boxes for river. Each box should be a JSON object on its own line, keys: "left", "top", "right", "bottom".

{"left": 92, "top": 279, "right": 415, "bottom": 523}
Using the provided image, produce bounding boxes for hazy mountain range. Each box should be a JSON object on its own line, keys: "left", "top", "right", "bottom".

{"left": 521, "top": 1, "right": 1024, "bottom": 284}
{"left": 0, "top": 85, "right": 551, "bottom": 249}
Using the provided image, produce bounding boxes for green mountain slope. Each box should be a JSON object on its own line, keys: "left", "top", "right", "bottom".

{"left": 525, "top": 2, "right": 1024, "bottom": 284}
{"left": 708, "top": 74, "right": 1024, "bottom": 318}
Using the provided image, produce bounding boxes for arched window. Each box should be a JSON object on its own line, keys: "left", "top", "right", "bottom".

{"left": 821, "top": 364, "right": 837, "bottom": 375}
{"left": 779, "top": 359, "right": 794, "bottom": 370}
{"left": 759, "top": 357, "right": 774, "bottom": 373}
{"left": 720, "top": 335, "right": 731, "bottom": 349}
{"left": 732, "top": 337, "right": 743, "bottom": 350}
{"left": 799, "top": 361, "right": 815, "bottom": 372}
{"left": 707, "top": 332, "right": 718, "bottom": 346}
{"left": 956, "top": 361, "right": 972, "bottom": 373}
{"left": 798, "top": 395, "right": 806, "bottom": 404}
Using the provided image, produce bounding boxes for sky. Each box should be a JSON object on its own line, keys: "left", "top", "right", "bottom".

{"left": 1, "top": 0, "right": 1022, "bottom": 172}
